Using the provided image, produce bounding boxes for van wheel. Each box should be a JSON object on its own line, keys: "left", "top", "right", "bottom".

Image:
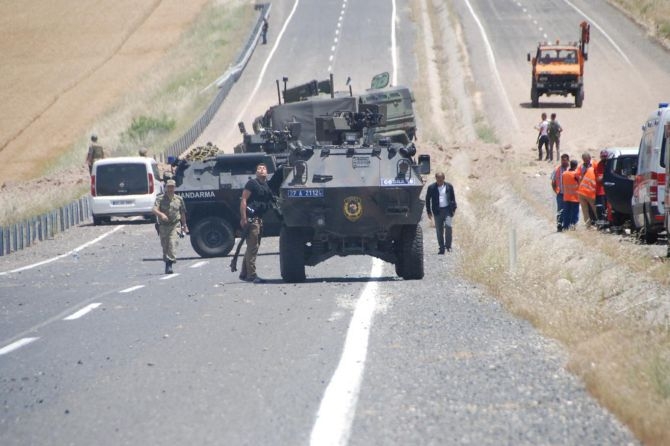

{"left": 280, "top": 226, "right": 306, "bottom": 283}
{"left": 641, "top": 206, "right": 658, "bottom": 244}
{"left": 92, "top": 215, "right": 104, "bottom": 225}
{"left": 190, "top": 217, "right": 235, "bottom": 257}
{"left": 398, "top": 224, "right": 424, "bottom": 280}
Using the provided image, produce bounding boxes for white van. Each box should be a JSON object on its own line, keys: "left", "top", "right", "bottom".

{"left": 89, "top": 157, "right": 164, "bottom": 225}
{"left": 632, "top": 103, "right": 669, "bottom": 243}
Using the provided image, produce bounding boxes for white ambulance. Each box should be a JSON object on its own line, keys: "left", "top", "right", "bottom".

{"left": 632, "top": 103, "right": 669, "bottom": 243}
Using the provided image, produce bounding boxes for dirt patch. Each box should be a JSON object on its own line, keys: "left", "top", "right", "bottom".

{"left": 0, "top": 0, "right": 210, "bottom": 183}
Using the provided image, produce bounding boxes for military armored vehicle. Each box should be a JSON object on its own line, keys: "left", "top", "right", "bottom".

{"left": 277, "top": 108, "right": 430, "bottom": 283}
{"left": 173, "top": 152, "right": 284, "bottom": 257}
{"left": 527, "top": 22, "right": 590, "bottom": 108}
{"left": 236, "top": 73, "right": 417, "bottom": 153}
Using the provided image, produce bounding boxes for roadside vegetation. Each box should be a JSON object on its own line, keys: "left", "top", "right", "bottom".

{"left": 413, "top": 0, "right": 670, "bottom": 444}
{"left": 609, "top": 0, "right": 670, "bottom": 44}
{"left": 0, "top": 1, "right": 253, "bottom": 227}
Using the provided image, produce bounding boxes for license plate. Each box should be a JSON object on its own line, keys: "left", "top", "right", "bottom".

{"left": 287, "top": 188, "right": 324, "bottom": 198}
{"left": 111, "top": 200, "right": 133, "bottom": 206}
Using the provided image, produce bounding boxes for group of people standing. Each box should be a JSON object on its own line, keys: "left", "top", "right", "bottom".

{"left": 535, "top": 112, "right": 563, "bottom": 162}
{"left": 551, "top": 151, "right": 608, "bottom": 232}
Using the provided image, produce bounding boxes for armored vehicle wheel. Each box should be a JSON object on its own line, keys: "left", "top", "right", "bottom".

{"left": 575, "top": 87, "right": 584, "bottom": 108}
{"left": 190, "top": 217, "right": 234, "bottom": 257}
{"left": 531, "top": 85, "right": 539, "bottom": 108}
{"left": 280, "top": 226, "right": 306, "bottom": 283}
{"left": 398, "top": 224, "right": 424, "bottom": 280}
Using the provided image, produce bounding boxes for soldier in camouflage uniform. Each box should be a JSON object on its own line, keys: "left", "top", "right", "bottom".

{"left": 85, "top": 134, "right": 106, "bottom": 174}
{"left": 152, "top": 179, "right": 188, "bottom": 274}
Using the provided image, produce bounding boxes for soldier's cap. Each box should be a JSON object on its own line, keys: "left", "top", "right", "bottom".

{"left": 166, "top": 179, "right": 176, "bottom": 186}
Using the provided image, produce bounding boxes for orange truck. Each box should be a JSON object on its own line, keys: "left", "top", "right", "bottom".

{"left": 527, "top": 22, "right": 590, "bottom": 108}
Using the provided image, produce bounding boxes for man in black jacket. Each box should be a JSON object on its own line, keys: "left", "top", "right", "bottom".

{"left": 425, "top": 172, "right": 457, "bottom": 254}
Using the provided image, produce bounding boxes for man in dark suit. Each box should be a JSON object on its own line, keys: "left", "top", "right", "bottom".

{"left": 425, "top": 172, "right": 457, "bottom": 254}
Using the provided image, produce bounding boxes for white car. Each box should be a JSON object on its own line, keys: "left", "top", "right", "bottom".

{"left": 89, "top": 157, "right": 164, "bottom": 225}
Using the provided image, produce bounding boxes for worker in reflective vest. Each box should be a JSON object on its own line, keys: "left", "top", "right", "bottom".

{"left": 561, "top": 159, "right": 580, "bottom": 230}
{"left": 575, "top": 152, "right": 597, "bottom": 228}
{"left": 551, "top": 154, "right": 570, "bottom": 231}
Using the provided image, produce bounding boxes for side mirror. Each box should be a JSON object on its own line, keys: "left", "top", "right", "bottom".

{"left": 417, "top": 154, "right": 431, "bottom": 175}
{"left": 238, "top": 122, "right": 247, "bottom": 135}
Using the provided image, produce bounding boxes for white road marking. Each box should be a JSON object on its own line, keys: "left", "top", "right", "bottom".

{"left": 0, "top": 225, "right": 126, "bottom": 276}
{"left": 119, "top": 285, "right": 145, "bottom": 293}
{"left": 160, "top": 273, "right": 180, "bottom": 280}
{"left": 562, "top": 0, "right": 632, "bottom": 65}
{"left": 0, "top": 337, "right": 39, "bottom": 356}
{"left": 310, "top": 258, "right": 384, "bottom": 446}
{"left": 189, "top": 261, "right": 208, "bottom": 268}
{"left": 232, "top": 0, "right": 301, "bottom": 128}
{"left": 463, "top": 0, "right": 520, "bottom": 131}
{"left": 63, "top": 303, "right": 102, "bottom": 321}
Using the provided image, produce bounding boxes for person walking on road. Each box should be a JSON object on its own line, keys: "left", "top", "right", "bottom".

{"left": 152, "top": 179, "right": 188, "bottom": 274}
{"left": 261, "top": 18, "right": 269, "bottom": 45}
{"left": 548, "top": 113, "right": 563, "bottom": 160}
{"left": 551, "top": 154, "right": 570, "bottom": 231}
{"left": 535, "top": 113, "right": 550, "bottom": 161}
{"left": 239, "top": 163, "right": 275, "bottom": 283}
{"left": 85, "top": 134, "right": 105, "bottom": 174}
{"left": 426, "top": 171, "right": 457, "bottom": 254}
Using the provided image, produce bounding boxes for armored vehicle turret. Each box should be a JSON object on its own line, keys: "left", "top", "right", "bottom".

{"left": 278, "top": 109, "right": 430, "bottom": 282}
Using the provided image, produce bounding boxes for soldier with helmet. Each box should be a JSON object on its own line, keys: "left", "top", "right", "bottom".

{"left": 85, "top": 134, "right": 106, "bottom": 174}
{"left": 152, "top": 179, "right": 189, "bottom": 274}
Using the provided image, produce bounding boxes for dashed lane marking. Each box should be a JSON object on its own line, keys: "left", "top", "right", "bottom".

{"left": 0, "top": 337, "right": 39, "bottom": 356}
{"left": 63, "top": 303, "right": 102, "bottom": 321}
{"left": 119, "top": 285, "right": 145, "bottom": 293}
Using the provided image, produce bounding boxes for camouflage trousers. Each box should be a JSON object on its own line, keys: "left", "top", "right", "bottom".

{"left": 240, "top": 219, "right": 262, "bottom": 279}
{"left": 158, "top": 222, "right": 180, "bottom": 262}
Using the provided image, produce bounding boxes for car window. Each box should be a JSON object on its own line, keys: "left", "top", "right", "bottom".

{"left": 96, "top": 163, "right": 149, "bottom": 196}
{"left": 613, "top": 156, "right": 638, "bottom": 178}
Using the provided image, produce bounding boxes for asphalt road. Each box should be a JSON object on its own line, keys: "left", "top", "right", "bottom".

{"left": 0, "top": 0, "right": 645, "bottom": 444}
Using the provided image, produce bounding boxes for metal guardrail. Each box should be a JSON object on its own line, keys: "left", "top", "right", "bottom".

{"left": 0, "top": 3, "right": 271, "bottom": 257}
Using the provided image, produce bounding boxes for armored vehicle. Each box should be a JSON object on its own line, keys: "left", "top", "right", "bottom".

{"left": 277, "top": 109, "right": 430, "bottom": 283}
{"left": 527, "top": 22, "right": 590, "bottom": 108}
{"left": 236, "top": 73, "right": 417, "bottom": 153}
{"left": 173, "top": 152, "right": 283, "bottom": 257}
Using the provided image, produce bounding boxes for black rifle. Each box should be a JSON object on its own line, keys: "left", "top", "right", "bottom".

{"left": 230, "top": 207, "right": 255, "bottom": 273}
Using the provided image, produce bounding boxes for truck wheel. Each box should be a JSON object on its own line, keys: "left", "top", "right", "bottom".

{"left": 399, "top": 225, "right": 424, "bottom": 280}
{"left": 92, "top": 215, "right": 104, "bottom": 226}
{"left": 190, "top": 217, "right": 234, "bottom": 257}
{"left": 280, "top": 226, "right": 306, "bottom": 283}
{"left": 575, "top": 87, "right": 584, "bottom": 108}
{"left": 531, "top": 85, "right": 539, "bottom": 108}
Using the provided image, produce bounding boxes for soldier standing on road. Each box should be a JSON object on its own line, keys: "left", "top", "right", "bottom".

{"left": 425, "top": 171, "right": 457, "bottom": 254}
{"left": 548, "top": 112, "right": 563, "bottom": 160}
{"left": 261, "top": 18, "right": 269, "bottom": 45}
{"left": 152, "top": 179, "right": 188, "bottom": 274}
{"left": 535, "top": 113, "right": 550, "bottom": 161}
{"left": 239, "top": 163, "right": 274, "bottom": 283}
{"left": 85, "top": 134, "right": 105, "bottom": 174}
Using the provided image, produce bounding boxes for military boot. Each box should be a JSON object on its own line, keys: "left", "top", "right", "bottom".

{"left": 165, "top": 260, "right": 173, "bottom": 274}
